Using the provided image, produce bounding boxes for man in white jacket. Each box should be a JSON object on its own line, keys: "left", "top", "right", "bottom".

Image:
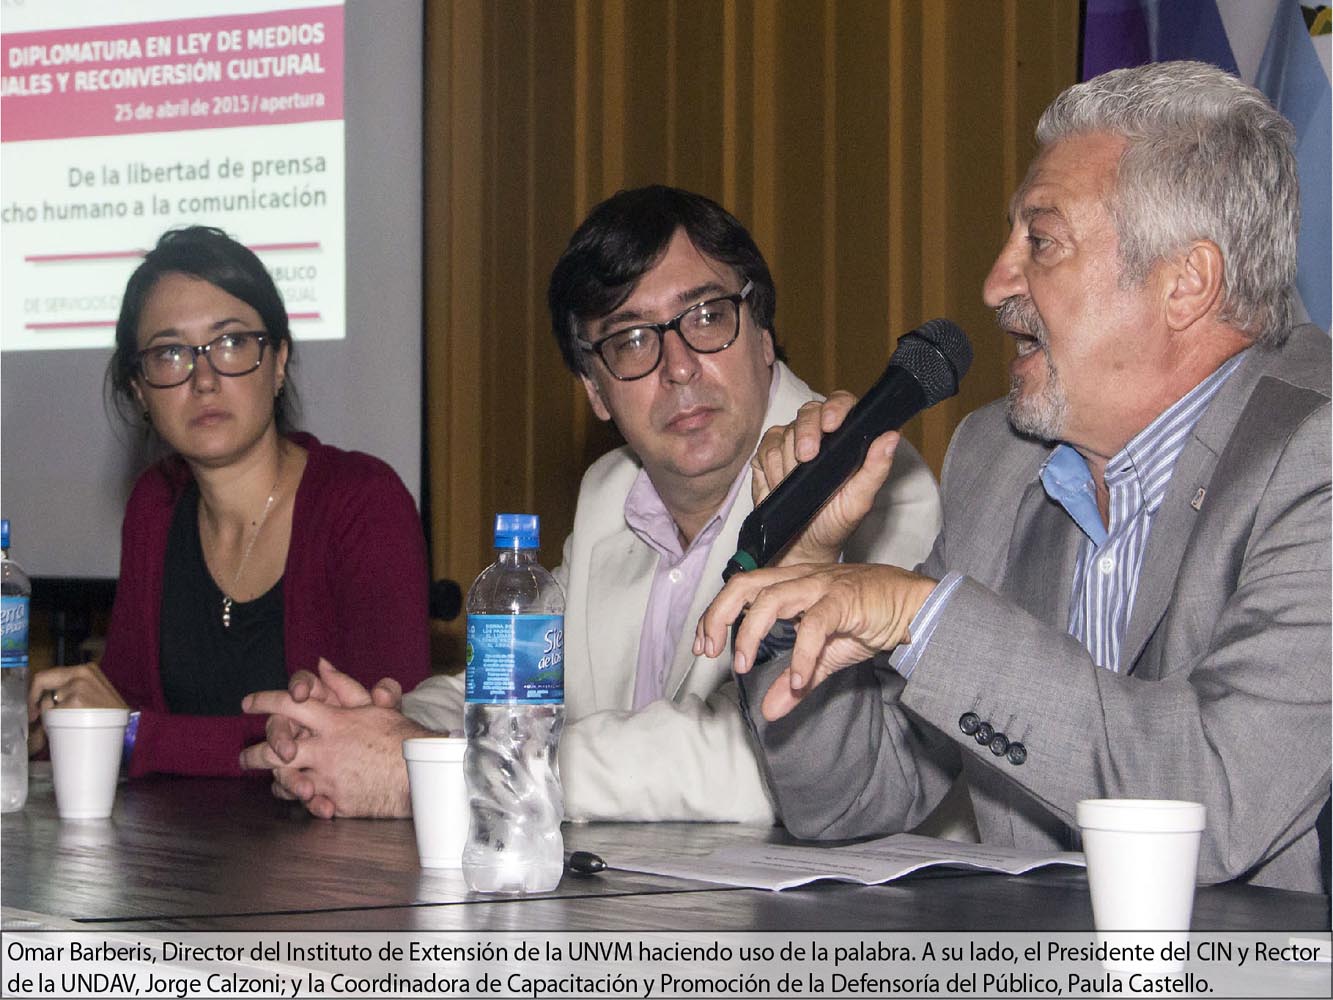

{"left": 240, "top": 186, "right": 943, "bottom": 823}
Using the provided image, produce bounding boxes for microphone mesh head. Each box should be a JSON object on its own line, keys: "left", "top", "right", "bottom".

{"left": 890, "top": 319, "right": 973, "bottom": 405}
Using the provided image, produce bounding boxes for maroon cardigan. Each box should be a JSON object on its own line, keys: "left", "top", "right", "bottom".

{"left": 101, "top": 432, "right": 431, "bottom": 778}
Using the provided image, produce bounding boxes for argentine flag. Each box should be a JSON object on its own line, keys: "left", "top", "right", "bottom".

{"left": 1084, "top": 0, "right": 1331, "bottom": 333}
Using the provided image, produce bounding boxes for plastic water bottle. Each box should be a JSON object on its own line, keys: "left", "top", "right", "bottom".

{"left": 463, "top": 513, "right": 565, "bottom": 893}
{"left": 1, "top": 519, "right": 31, "bottom": 813}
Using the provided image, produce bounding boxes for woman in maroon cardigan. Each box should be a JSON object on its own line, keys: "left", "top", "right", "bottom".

{"left": 27, "top": 226, "right": 430, "bottom": 777}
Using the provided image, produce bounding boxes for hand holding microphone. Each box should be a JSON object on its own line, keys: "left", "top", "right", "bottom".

{"left": 697, "top": 319, "right": 972, "bottom": 716}
{"left": 725, "top": 319, "right": 972, "bottom": 579}
{"left": 747, "top": 392, "right": 904, "bottom": 568}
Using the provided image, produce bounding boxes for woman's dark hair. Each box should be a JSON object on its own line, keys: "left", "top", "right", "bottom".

{"left": 107, "top": 225, "right": 298, "bottom": 431}
{"left": 547, "top": 185, "right": 783, "bottom": 374}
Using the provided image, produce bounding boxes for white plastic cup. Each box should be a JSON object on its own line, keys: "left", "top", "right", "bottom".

{"left": 403, "top": 736, "right": 469, "bottom": 868}
{"left": 42, "top": 708, "right": 129, "bottom": 820}
{"left": 1077, "top": 798, "right": 1205, "bottom": 971}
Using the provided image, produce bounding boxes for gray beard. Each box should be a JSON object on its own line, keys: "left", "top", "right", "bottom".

{"left": 1005, "top": 349, "right": 1068, "bottom": 441}
{"left": 996, "top": 295, "right": 1068, "bottom": 441}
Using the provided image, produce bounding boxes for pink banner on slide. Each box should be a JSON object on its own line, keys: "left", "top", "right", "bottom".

{"left": 1, "top": 6, "right": 343, "bottom": 142}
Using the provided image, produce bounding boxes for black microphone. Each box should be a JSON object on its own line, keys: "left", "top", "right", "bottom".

{"left": 723, "top": 319, "right": 972, "bottom": 580}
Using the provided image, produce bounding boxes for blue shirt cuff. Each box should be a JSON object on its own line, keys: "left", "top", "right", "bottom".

{"left": 887, "top": 571, "right": 965, "bottom": 679}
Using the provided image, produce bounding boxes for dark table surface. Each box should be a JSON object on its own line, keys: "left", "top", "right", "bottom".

{"left": 3, "top": 766, "right": 1328, "bottom": 933}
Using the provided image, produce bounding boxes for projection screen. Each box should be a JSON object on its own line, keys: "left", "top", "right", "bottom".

{"left": 0, "top": 0, "right": 422, "bottom": 579}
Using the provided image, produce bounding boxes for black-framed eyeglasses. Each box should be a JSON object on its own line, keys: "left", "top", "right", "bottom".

{"left": 136, "top": 331, "right": 270, "bottom": 388}
{"left": 578, "top": 280, "right": 755, "bottom": 381}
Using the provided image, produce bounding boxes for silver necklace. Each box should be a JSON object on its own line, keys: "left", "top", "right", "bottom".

{"left": 220, "top": 472, "right": 282, "bottom": 629}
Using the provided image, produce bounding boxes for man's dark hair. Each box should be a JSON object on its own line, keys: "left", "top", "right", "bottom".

{"left": 108, "top": 224, "right": 299, "bottom": 431}
{"left": 547, "top": 185, "right": 782, "bottom": 374}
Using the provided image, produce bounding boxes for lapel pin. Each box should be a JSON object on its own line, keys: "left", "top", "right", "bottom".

{"left": 1190, "top": 488, "right": 1206, "bottom": 511}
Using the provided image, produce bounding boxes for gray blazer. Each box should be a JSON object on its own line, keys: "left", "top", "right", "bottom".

{"left": 742, "top": 326, "right": 1331, "bottom": 892}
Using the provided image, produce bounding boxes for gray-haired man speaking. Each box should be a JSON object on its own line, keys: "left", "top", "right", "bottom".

{"left": 700, "top": 61, "right": 1330, "bottom": 893}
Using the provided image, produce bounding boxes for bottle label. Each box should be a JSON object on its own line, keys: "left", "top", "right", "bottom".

{"left": 1, "top": 595, "right": 29, "bottom": 669}
{"left": 465, "top": 613, "right": 563, "bottom": 704}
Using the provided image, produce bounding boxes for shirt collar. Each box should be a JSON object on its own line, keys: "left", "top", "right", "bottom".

{"left": 624, "top": 462, "right": 748, "bottom": 561}
{"left": 1040, "top": 349, "right": 1248, "bottom": 543}
{"left": 1041, "top": 444, "right": 1107, "bottom": 544}
{"left": 1112, "top": 350, "right": 1246, "bottom": 513}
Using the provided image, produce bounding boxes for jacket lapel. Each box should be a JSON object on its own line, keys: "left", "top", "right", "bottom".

{"left": 1118, "top": 436, "right": 1217, "bottom": 676}
{"left": 1002, "top": 477, "right": 1082, "bottom": 627}
{"left": 584, "top": 530, "right": 659, "bottom": 711}
{"left": 1119, "top": 348, "right": 1262, "bottom": 676}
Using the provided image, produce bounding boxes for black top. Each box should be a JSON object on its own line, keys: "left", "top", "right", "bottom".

{"left": 158, "top": 483, "right": 287, "bottom": 715}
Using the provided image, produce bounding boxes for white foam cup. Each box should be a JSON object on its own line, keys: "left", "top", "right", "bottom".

{"left": 42, "top": 707, "right": 130, "bottom": 820}
{"left": 403, "top": 736, "right": 469, "bottom": 868}
{"left": 1077, "top": 798, "right": 1205, "bottom": 971}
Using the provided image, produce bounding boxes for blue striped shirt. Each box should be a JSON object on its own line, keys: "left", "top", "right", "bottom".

{"left": 1048, "top": 352, "right": 1244, "bottom": 670}
{"left": 893, "top": 351, "right": 1246, "bottom": 677}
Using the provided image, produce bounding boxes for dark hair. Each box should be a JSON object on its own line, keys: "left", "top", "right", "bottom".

{"left": 107, "top": 225, "right": 298, "bottom": 431}
{"left": 547, "top": 185, "right": 783, "bottom": 374}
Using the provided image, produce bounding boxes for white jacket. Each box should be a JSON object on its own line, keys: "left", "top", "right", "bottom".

{"left": 402, "top": 361, "right": 942, "bottom": 821}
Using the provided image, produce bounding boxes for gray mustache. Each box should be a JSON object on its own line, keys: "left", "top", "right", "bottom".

{"left": 996, "top": 297, "right": 1047, "bottom": 344}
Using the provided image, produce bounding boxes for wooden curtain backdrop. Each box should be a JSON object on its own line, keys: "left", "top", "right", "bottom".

{"left": 423, "top": 0, "right": 1078, "bottom": 657}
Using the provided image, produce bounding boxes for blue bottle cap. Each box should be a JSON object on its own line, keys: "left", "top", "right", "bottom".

{"left": 0, "top": 519, "right": 9, "bottom": 550}
{"left": 494, "top": 513, "right": 539, "bottom": 549}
